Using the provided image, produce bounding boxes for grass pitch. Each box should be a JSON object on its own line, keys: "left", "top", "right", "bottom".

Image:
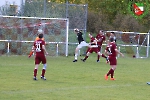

{"left": 0, "top": 55, "right": 150, "bottom": 100}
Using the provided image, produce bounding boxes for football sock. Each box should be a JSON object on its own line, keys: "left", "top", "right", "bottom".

{"left": 111, "top": 69, "right": 114, "bottom": 78}
{"left": 102, "top": 54, "right": 107, "bottom": 58}
{"left": 107, "top": 68, "right": 113, "bottom": 76}
{"left": 34, "top": 69, "right": 37, "bottom": 77}
{"left": 41, "top": 69, "right": 46, "bottom": 77}
{"left": 86, "top": 48, "right": 90, "bottom": 53}
{"left": 75, "top": 53, "right": 78, "bottom": 60}
{"left": 84, "top": 56, "right": 89, "bottom": 60}
{"left": 97, "top": 55, "right": 100, "bottom": 61}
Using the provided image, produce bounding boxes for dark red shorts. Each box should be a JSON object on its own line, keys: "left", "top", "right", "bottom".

{"left": 109, "top": 56, "right": 117, "bottom": 65}
{"left": 89, "top": 47, "right": 99, "bottom": 53}
{"left": 35, "top": 54, "right": 46, "bottom": 64}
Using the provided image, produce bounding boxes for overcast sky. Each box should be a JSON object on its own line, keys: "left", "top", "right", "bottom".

{"left": 0, "top": 0, "right": 22, "bottom": 6}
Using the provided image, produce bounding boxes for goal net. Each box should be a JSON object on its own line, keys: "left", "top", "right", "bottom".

{"left": 0, "top": 15, "right": 69, "bottom": 56}
{"left": 104, "top": 31, "right": 150, "bottom": 58}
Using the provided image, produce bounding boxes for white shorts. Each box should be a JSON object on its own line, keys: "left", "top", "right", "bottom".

{"left": 77, "top": 41, "right": 89, "bottom": 49}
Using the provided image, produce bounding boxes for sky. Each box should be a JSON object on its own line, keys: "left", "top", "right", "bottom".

{"left": 0, "top": 0, "right": 26, "bottom": 10}
{"left": 0, "top": 0, "right": 23, "bottom": 7}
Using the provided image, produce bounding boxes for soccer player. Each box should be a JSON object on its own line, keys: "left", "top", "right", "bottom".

{"left": 96, "top": 30, "right": 106, "bottom": 62}
{"left": 73, "top": 28, "right": 90, "bottom": 62}
{"left": 81, "top": 34, "right": 108, "bottom": 62}
{"left": 104, "top": 37, "right": 124, "bottom": 80}
{"left": 109, "top": 32, "right": 116, "bottom": 43}
{"left": 32, "top": 33, "right": 48, "bottom": 80}
{"left": 28, "top": 29, "right": 44, "bottom": 58}
{"left": 106, "top": 32, "right": 117, "bottom": 55}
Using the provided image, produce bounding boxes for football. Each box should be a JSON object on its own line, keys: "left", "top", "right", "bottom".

{"left": 38, "top": 29, "right": 43, "bottom": 33}
{"left": 74, "top": 28, "right": 79, "bottom": 32}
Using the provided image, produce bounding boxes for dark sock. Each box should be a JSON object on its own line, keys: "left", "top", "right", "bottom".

{"left": 107, "top": 68, "right": 113, "bottom": 76}
{"left": 97, "top": 55, "right": 100, "bottom": 60}
{"left": 102, "top": 54, "right": 107, "bottom": 58}
{"left": 41, "top": 69, "right": 46, "bottom": 77}
{"left": 34, "top": 69, "right": 37, "bottom": 77}
{"left": 84, "top": 56, "right": 89, "bottom": 60}
{"left": 111, "top": 69, "right": 114, "bottom": 78}
{"left": 86, "top": 48, "right": 90, "bottom": 54}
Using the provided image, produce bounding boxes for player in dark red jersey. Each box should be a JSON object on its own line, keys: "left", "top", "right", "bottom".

{"left": 32, "top": 33, "right": 48, "bottom": 80}
{"left": 81, "top": 34, "right": 108, "bottom": 62}
{"left": 73, "top": 28, "right": 90, "bottom": 62}
{"left": 106, "top": 32, "right": 117, "bottom": 54}
{"left": 96, "top": 30, "right": 106, "bottom": 62}
{"left": 104, "top": 37, "right": 124, "bottom": 80}
{"left": 28, "top": 29, "right": 45, "bottom": 58}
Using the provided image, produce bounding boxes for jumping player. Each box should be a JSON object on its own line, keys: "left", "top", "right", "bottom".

{"left": 73, "top": 28, "right": 90, "bottom": 62}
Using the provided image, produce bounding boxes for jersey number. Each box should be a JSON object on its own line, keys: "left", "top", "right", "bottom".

{"left": 35, "top": 43, "right": 41, "bottom": 52}
{"left": 108, "top": 47, "right": 111, "bottom": 53}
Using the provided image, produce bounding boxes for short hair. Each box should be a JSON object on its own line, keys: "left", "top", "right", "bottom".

{"left": 38, "top": 33, "right": 43, "bottom": 39}
{"left": 99, "top": 30, "right": 104, "bottom": 33}
{"left": 109, "top": 37, "right": 114, "bottom": 42}
{"left": 111, "top": 32, "right": 115, "bottom": 35}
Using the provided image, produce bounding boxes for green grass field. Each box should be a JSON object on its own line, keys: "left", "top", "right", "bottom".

{"left": 0, "top": 55, "right": 150, "bottom": 100}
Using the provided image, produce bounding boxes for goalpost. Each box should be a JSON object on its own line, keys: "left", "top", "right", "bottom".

{"left": 105, "top": 31, "right": 150, "bottom": 58}
{"left": 0, "top": 15, "right": 69, "bottom": 56}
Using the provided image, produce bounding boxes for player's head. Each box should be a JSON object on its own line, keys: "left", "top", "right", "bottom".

{"left": 88, "top": 34, "right": 93, "bottom": 38}
{"left": 110, "top": 32, "right": 115, "bottom": 36}
{"left": 99, "top": 30, "right": 104, "bottom": 34}
{"left": 109, "top": 37, "right": 114, "bottom": 42}
{"left": 74, "top": 28, "right": 79, "bottom": 33}
{"left": 38, "top": 33, "right": 43, "bottom": 39}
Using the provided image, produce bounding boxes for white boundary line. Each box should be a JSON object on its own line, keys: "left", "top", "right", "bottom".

{"left": 1, "top": 83, "right": 146, "bottom": 94}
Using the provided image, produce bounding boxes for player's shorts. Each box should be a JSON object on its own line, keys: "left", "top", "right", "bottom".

{"left": 35, "top": 54, "right": 46, "bottom": 64}
{"left": 88, "top": 47, "right": 99, "bottom": 53}
{"left": 109, "top": 56, "right": 117, "bottom": 65}
{"left": 77, "top": 41, "right": 89, "bottom": 49}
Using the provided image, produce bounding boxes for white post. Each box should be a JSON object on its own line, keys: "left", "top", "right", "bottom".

{"left": 56, "top": 43, "right": 59, "bottom": 56}
{"left": 7, "top": 42, "right": 10, "bottom": 55}
{"left": 65, "top": 19, "right": 69, "bottom": 57}
{"left": 146, "top": 31, "right": 150, "bottom": 58}
{"left": 118, "top": 46, "right": 120, "bottom": 57}
{"left": 136, "top": 46, "right": 139, "bottom": 58}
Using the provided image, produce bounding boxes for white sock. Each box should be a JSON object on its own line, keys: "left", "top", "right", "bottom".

{"left": 75, "top": 53, "right": 78, "bottom": 60}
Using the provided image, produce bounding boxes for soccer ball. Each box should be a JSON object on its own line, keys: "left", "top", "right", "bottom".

{"left": 74, "top": 28, "right": 79, "bottom": 32}
{"left": 38, "top": 29, "right": 43, "bottom": 33}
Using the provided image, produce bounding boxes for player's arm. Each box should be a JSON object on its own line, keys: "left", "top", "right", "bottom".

{"left": 28, "top": 45, "right": 35, "bottom": 58}
{"left": 93, "top": 39, "right": 97, "bottom": 45}
{"left": 104, "top": 48, "right": 108, "bottom": 56}
{"left": 42, "top": 45, "right": 48, "bottom": 55}
{"left": 32, "top": 45, "right": 35, "bottom": 51}
{"left": 115, "top": 49, "right": 124, "bottom": 57}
